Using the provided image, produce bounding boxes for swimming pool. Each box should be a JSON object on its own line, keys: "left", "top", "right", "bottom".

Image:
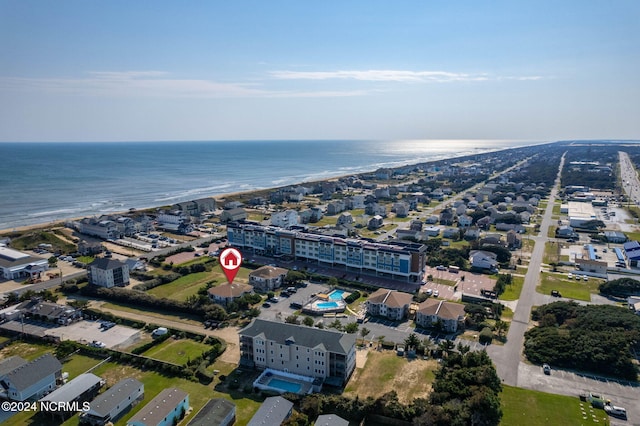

{"left": 329, "top": 290, "right": 345, "bottom": 300}
{"left": 267, "top": 378, "right": 302, "bottom": 393}
{"left": 316, "top": 301, "right": 339, "bottom": 309}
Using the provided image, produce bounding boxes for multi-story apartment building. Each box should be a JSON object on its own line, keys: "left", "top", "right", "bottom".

{"left": 239, "top": 319, "right": 356, "bottom": 387}
{"left": 88, "top": 258, "right": 130, "bottom": 288}
{"left": 365, "top": 289, "right": 413, "bottom": 321}
{"left": 227, "top": 223, "right": 427, "bottom": 282}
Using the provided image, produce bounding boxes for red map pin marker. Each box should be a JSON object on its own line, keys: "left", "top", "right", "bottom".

{"left": 219, "top": 247, "right": 242, "bottom": 284}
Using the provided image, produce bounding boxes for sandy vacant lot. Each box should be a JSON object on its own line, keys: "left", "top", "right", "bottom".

{"left": 345, "top": 349, "right": 437, "bottom": 403}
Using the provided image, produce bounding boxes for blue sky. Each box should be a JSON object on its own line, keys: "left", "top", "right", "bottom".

{"left": 1, "top": 1, "right": 639, "bottom": 142}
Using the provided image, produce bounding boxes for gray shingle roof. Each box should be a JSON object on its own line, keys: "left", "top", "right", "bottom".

{"left": 1, "top": 353, "right": 61, "bottom": 392}
{"left": 240, "top": 319, "right": 356, "bottom": 355}
{"left": 0, "top": 356, "right": 27, "bottom": 378}
{"left": 41, "top": 373, "right": 103, "bottom": 404}
{"left": 89, "top": 258, "right": 127, "bottom": 270}
{"left": 187, "top": 398, "right": 236, "bottom": 426}
{"left": 247, "top": 396, "right": 293, "bottom": 426}
{"left": 86, "top": 378, "right": 143, "bottom": 418}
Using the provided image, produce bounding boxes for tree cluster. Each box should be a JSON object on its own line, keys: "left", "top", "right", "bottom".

{"left": 599, "top": 277, "right": 640, "bottom": 297}
{"left": 525, "top": 301, "right": 640, "bottom": 380}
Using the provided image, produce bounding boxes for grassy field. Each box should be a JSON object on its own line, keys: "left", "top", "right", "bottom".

{"left": 500, "top": 275, "right": 525, "bottom": 301}
{"left": 6, "top": 230, "right": 76, "bottom": 253}
{"left": 0, "top": 340, "right": 56, "bottom": 361}
{"left": 547, "top": 225, "right": 558, "bottom": 239}
{"left": 543, "top": 241, "right": 562, "bottom": 265}
{"left": 344, "top": 350, "right": 437, "bottom": 403}
{"left": 147, "top": 267, "right": 252, "bottom": 301}
{"left": 500, "top": 385, "right": 610, "bottom": 426}
{"left": 538, "top": 272, "right": 601, "bottom": 301}
{"left": 143, "top": 338, "right": 212, "bottom": 365}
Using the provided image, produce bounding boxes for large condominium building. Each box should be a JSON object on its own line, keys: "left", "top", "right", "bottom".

{"left": 239, "top": 319, "right": 356, "bottom": 387}
{"left": 88, "top": 258, "right": 130, "bottom": 288}
{"left": 227, "top": 223, "right": 427, "bottom": 282}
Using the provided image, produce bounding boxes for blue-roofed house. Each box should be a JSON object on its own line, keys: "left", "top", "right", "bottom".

{"left": 623, "top": 241, "right": 640, "bottom": 267}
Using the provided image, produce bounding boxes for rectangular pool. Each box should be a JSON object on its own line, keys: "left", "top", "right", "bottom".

{"left": 268, "top": 378, "right": 302, "bottom": 393}
{"left": 317, "top": 301, "right": 339, "bottom": 309}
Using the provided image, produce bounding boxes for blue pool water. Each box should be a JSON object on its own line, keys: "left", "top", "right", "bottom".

{"left": 329, "top": 290, "right": 345, "bottom": 300}
{"left": 268, "top": 378, "right": 302, "bottom": 393}
{"left": 317, "top": 301, "right": 339, "bottom": 309}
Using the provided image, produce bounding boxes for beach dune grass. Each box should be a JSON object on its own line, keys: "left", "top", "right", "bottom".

{"left": 538, "top": 272, "right": 600, "bottom": 301}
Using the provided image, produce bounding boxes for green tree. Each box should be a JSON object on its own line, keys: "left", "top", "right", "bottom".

{"left": 404, "top": 333, "right": 420, "bottom": 351}
{"left": 344, "top": 322, "right": 359, "bottom": 334}
{"left": 303, "top": 316, "right": 314, "bottom": 327}
{"left": 360, "top": 327, "right": 370, "bottom": 343}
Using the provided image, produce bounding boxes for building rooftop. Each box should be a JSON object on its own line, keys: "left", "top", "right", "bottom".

{"left": 0, "top": 353, "right": 61, "bottom": 393}
{"left": 247, "top": 396, "right": 293, "bottom": 426}
{"left": 127, "top": 387, "right": 188, "bottom": 426}
{"left": 86, "top": 378, "right": 143, "bottom": 418}
{"left": 186, "top": 398, "right": 236, "bottom": 426}
{"left": 41, "top": 373, "right": 103, "bottom": 404}
{"left": 249, "top": 266, "right": 288, "bottom": 279}
{"left": 240, "top": 319, "right": 356, "bottom": 355}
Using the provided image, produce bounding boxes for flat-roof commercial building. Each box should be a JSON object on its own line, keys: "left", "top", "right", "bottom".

{"left": 0, "top": 245, "right": 49, "bottom": 280}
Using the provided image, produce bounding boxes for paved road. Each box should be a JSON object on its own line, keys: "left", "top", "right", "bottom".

{"left": 487, "top": 153, "right": 566, "bottom": 386}
{"left": 620, "top": 151, "right": 640, "bottom": 205}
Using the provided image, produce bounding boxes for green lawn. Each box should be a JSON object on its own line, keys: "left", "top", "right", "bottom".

{"left": 500, "top": 275, "right": 525, "bottom": 301}
{"left": 61, "top": 353, "right": 105, "bottom": 378}
{"left": 624, "top": 230, "right": 640, "bottom": 242}
{"left": 76, "top": 256, "right": 95, "bottom": 264}
{"left": 143, "top": 338, "right": 212, "bottom": 365}
{"left": 538, "top": 272, "right": 601, "bottom": 301}
{"left": 147, "top": 267, "right": 252, "bottom": 301}
{"left": 0, "top": 340, "right": 55, "bottom": 361}
{"left": 501, "top": 385, "right": 610, "bottom": 426}
{"left": 547, "top": 225, "right": 558, "bottom": 239}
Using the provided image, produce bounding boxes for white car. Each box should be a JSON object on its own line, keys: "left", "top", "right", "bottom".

{"left": 567, "top": 273, "right": 573, "bottom": 279}
{"left": 433, "top": 290, "right": 440, "bottom": 297}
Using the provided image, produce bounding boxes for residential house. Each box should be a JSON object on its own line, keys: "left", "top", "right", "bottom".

{"left": 271, "top": 210, "right": 300, "bottom": 228}
{"left": 463, "top": 228, "right": 481, "bottom": 241}
{"left": 365, "top": 203, "right": 387, "bottom": 217}
{"left": 336, "top": 212, "right": 354, "bottom": 227}
{"left": 409, "top": 220, "right": 423, "bottom": 231}
{"left": 88, "top": 258, "right": 130, "bottom": 288}
{"left": 415, "top": 299, "right": 466, "bottom": 332}
{"left": 439, "top": 208, "right": 454, "bottom": 225}
{"left": 40, "top": 373, "right": 104, "bottom": 416}
{"left": 425, "top": 215, "right": 439, "bottom": 225}
{"left": 82, "top": 378, "right": 144, "bottom": 426}
{"left": 506, "top": 230, "right": 521, "bottom": 249}
{"left": 476, "top": 216, "right": 492, "bottom": 230}
{"left": 247, "top": 396, "right": 293, "bottom": 426}
{"left": 127, "top": 388, "right": 189, "bottom": 426}
{"left": 424, "top": 226, "right": 441, "bottom": 237}
{"left": 77, "top": 218, "right": 120, "bottom": 240}
{"left": 393, "top": 202, "right": 409, "bottom": 218}
{"left": 310, "top": 207, "right": 324, "bottom": 222}
{"left": 239, "top": 319, "right": 357, "bottom": 386}
{"left": 327, "top": 200, "right": 346, "bottom": 215}
{"left": 220, "top": 208, "right": 247, "bottom": 223}
{"left": 555, "top": 226, "right": 578, "bottom": 239}
{"left": 367, "top": 215, "right": 384, "bottom": 230}
{"left": 0, "top": 245, "right": 49, "bottom": 280}
{"left": 173, "top": 197, "right": 216, "bottom": 216}
{"left": 78, "top": 240, "right": 104, "bottom": 256}
{"left": 208, "top": 283, "right": 253, "bottom": 305}
{"left": 0, "top": 353, "right": 62, "bottom": 401}
{"left": 156, "top": 210, "right": 193, "bottom": 234}
{"left": 442, "top": 228, "right": 459, "bottom": 239}
{"left": 187, "top": 398, "right": 236, "bottom": 426}
{"left": 469, "top": 250, "right": 498, "bottom": 271}
{"left": 249, "top": 266, "right": 288, "bottom": 292}
{"left": 457, "top": 214, "right": 473, "bottom": 228}
{"left": 480, "top": 234, "right": 504, "bottom": 247}
{"left": 365, "top": 289, "right": 413, "bottom": 321}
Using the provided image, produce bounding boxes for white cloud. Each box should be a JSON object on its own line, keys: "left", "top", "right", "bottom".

{"left": 0, "top": 71, "right": 368, "bottom": 99}
{"left": 270, "top": 69, "right": 542, "bottom": 83}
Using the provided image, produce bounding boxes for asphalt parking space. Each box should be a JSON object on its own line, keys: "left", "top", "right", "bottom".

{"left": 44, "top": 320, "right": 141, "bottom": 349}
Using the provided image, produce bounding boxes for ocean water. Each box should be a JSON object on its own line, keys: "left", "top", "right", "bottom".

{"left": 0, "top": 139, "right": 540, "bottom": 230}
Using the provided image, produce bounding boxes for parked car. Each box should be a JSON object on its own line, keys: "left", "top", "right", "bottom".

{"left": 543, "top": 363, "right": 551, "bottom": 375}
{"left": 551, "top": 290, "right": 561, "bottom": 297}
{"left": 262, "top": 302, "right": 271, "bottom": 308}
{"left": 426, "top": 289, "right": 433, "bottom": 296}
{"left": 604, "top": 405, "right": 627, "bottom": 419}
{"left": 433, "top": 290, "right": 440, "bottom": 297}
